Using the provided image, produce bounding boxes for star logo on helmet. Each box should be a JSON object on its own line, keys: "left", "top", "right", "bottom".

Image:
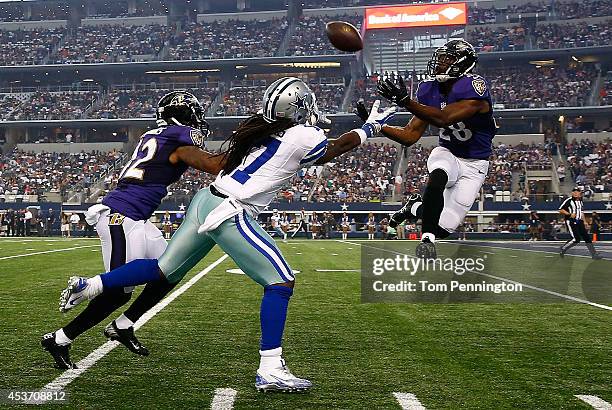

{"left": 289, "top": 94, "right": 309, "bottom": 111}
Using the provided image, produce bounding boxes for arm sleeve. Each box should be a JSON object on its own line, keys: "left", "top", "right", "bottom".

{"left": 415, "top": 81, "right": 431, "bottom": 105}
{"left": 559, "top": 198, "right": 571, "bottom": 211}
{"left": 299, "top": 126, "right": 328, "bottom": 165}
{"left": 176, "top": 127, "right": 203, "bottom": 147}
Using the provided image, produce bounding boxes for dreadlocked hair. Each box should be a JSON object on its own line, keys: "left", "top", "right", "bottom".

{"left": 219, "top": 113, "right": 295, "bottom": 175}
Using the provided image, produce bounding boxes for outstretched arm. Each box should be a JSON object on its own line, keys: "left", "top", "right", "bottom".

{"left": 377, "top": 76, "right": 489, "bottom": 128}
{"left": 400, "top": 99, "right": 489, "bottom": 128}
{"left": 315, "top": 101, "right": 396, "bottom": 165}
{"left": 381, "top": 115, "right": 428, "bottom": 147}
{"left": 169, "top": 145, "right": 226, "bottom": 174}
{"left": 314, "top": 131, "right": 361, "bottom": 165}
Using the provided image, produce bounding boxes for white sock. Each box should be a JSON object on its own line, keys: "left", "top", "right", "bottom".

{"left": 114, "top": 313, "right": 134, "bottom": 330}
{"left": 86, "top": 275, "right": 104, "bottom": 299}
{"left": 55, "top": 328, "right": 72, "bottom": 346}
{"left": 422, "top": 232, "right": 436, "bottom": 243}
{"left": 259, "top": 347, "right": 283, "bottom": 371}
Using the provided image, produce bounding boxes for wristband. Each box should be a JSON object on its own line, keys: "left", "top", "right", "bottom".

{"left": 352, "top": 128, "right": 368, "bottom": 144}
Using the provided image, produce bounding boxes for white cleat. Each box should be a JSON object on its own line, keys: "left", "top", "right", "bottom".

{"left": 255, "top": 359, "right": 312, "bottom": 393}
{"left": 59, "top": 276, "right": 90, "bottom": 313}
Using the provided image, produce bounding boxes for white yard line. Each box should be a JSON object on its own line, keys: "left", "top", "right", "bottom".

{"left": 340, "top": 240, "right": 612, "bottom": 312}
{"left": 29, "top": 254, "right": 229, "bottom": 405}
{"left": 393, "top": 392, "right": 427, "bottom": 410}
{"left": 575, "top": 395, "right": 612, "bottom": 409}
{"left": 0, "top": 245, "right": 100, "bottom": 261}
{"left": 210, "top": 388, "right": 237, "bottom": 410}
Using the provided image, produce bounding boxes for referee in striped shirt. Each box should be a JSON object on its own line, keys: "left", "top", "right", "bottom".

{"left": 559, "top": 187, "right": 602, "bottom": 259}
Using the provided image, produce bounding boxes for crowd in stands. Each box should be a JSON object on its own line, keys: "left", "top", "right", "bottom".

{"left": 91, "top": 86, "right": 218, "bottom": 119}
{"left": 485, "top": 65, "right": 595, "bottom": 108}
{"left": 50, "top": 24, "right": 174, "bottom": 64}
{"left": 565, "top": 139, "right": 612, "bottom": 194}
{"left": 469, "top": 25, "right": 527, "bottom": 52}
{"left": 533, "top": 20, "right": 612, "bottom": 49}
{"left": 400, "top": 143, "right": 554, "bottom": 201}
{"left": 165, "top": 168, "right": 217, "bottom": 202}
{"left": 0, "top": 27, "right": 65, "bottom": 66}
{"left": 554, "top": 0, "right": 612, "bottom": 20}
{"left": 287, "top": 14, "right": 362, "bottom": 56}
{"left": 217, "top": 83, "right": 266, "bottom": 116}
{"left": 0, "top": 149, "right": 123, "bottom": 198}
{"left": 2, "top": 91, "right": 99, "bottom": 121}
{"left": 600, "top": 75, "right": 612, "bottom": 106}
{"left": 312, "top": 143, "right": 399, "bottom": 202}
{"left": 168, "top": 19, "right": 287, "bottom": 60}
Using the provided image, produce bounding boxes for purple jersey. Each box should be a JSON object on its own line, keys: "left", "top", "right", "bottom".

{"left": 417, "top": 74, "right": 496, "bottom": 160}
{"left": 103, "top": 125, "right": 204, "bottom": 220}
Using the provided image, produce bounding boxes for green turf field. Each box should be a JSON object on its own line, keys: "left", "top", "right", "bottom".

{"left": 0, "top": 237, "right": 610, "bottom": 409}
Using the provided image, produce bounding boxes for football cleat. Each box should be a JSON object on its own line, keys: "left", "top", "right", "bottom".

{"left": 59, "top": 276, "right": 89, "bottom": 313}
{"left": 416, "top": 238, "right": 437, "bottom": 260}
{"left": 104, "top": 321, "right": 149, "bottom": 356}
{"left": 255, "top": 359, "right": 312, "bottom": 393}
{"left": 390, "top": 193, "right": 422, "bottom": 226}
{"left": 41, "top": 333, "right": 76, "bottom": 370}
{"left": 559, "top": 246, "right": 565, "bottom": 258}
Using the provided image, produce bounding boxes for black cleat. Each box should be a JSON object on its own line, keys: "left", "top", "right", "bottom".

{"left": 41, "top": 333, "right": 76, "bottom": 370}
{"left": 592, "top": 254, "right": 603, "bottom": 260}
{"left": 416, "top": 238, "right": 437, "bottom": 259}
{"left": 104, "top": 321, "right": 149, "bottom": 356}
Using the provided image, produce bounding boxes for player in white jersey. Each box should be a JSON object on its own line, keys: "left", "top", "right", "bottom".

{"left": 58, "top": 77, "right": 396, "bottom": 392}
{"left": 270, "top": 210, "right": 286, "bottom": 240}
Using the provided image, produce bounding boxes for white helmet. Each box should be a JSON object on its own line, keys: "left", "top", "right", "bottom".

{"left": 262, "top": 77, "right": 322, "bottom": 125}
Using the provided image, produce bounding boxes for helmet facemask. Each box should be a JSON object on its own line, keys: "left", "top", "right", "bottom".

{"left": 426, "top": 43, "right": 477, "bottom": 83}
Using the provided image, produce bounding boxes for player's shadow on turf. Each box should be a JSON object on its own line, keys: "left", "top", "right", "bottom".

{"left": 580, "top": 258, "right": 612, "bottom": 305}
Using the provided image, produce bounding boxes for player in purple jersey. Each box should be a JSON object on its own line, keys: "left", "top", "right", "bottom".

{"left": 41, "top": 91, "right": 225, "bottom": 369}
{"left": 376, "top": 39, "right": 496, "bottom": 258}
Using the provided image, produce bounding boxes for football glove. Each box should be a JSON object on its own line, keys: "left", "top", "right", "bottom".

{"left": 377, "top": 76, "right": 410, "bottom": 106}
{"left": 355, "top": 101, "right": 369, "bottom": 123}
{"left": 360, "top": 100, "right": 397, "bottom": 138}
{"left": 386, "top": 226, "right": 397, "bottom": 235}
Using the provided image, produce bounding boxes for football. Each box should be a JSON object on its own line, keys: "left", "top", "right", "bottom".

{"left": 325, "top": 21, "right": 363, "bottom": 52}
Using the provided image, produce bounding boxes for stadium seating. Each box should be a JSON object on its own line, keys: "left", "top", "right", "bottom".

{"left": 287, "top": 14, "right": 362, "bottom": 56}
{"left": 167, "top": 18, "right": 288, "bottom": 60}
{"left": 485, "top": 65, "right": 596, "bottom": 108}
{"left": 0, "top": 149, "right": 124, "bottom": 199}
{"left": 533, "top": 20, "right": 612, "bottom": 49}
{"left": 313, "top": 142, "right": 399, "bottom": 202}
{"left": 0, "top": 27, "right": 65, "bottom": 65}
{"left": 1, "top": 91, "right": 100, "bottom": 121}
{"left": 566, "top": 139, "right": 612, "bottom": 193}
{"left": 50, "top": 24, "right": 174, "bottom": 64}
{"left": 91, "top": 85, "right": 218, "bottom": 119}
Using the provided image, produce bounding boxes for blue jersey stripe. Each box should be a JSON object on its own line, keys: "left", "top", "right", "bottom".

{"left": 231, "top": 137, "right": 282, "bottom": 184}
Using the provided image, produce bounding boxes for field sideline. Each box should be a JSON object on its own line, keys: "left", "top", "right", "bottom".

{"left": 0, "top": 237, "right": 610, "bottom": 409}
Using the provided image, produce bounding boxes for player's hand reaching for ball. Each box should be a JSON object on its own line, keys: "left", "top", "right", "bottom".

{"left": 360, "top": 100, "right": 397, "bottom": 138}
{"left": 354, "top": 101, "right": 369, "bottom": 123}
{"left": 377, "top": 76, "right": 410, "bottom": 107}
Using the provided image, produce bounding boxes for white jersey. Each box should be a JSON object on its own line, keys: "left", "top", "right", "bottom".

{"left": 271, "top": 214, "right": 281, "bottom": 227}
{"left": 214, "top": 124, "right": 328, "bottom": 216}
